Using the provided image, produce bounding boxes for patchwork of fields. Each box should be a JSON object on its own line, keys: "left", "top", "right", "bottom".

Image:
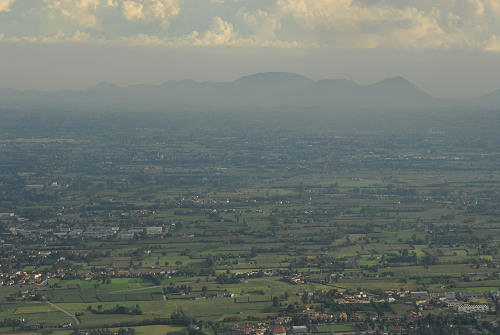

{"left": 1, "top": 110, "right": 500, "bottom": 334}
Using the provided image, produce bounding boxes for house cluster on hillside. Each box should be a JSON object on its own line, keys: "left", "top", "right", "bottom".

{"left": 0, "top": 271, "right": 44, "bottom": 286}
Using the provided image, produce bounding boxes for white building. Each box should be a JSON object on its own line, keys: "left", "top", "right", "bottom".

{"left": 146, "top": 226, "right": 163, "bottom": 235}
{"left": 456, "top": 304, "right": 489, "bottom": 313}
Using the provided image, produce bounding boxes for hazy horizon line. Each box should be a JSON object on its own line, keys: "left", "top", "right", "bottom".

{"left": 1, "top": 72, "right": 497, "bottom": 101}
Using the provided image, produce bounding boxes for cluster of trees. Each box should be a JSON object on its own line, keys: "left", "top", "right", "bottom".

{"left": 163, "top": 284, "right": 192, "bottom": 295}
{"left": 86, "top": 304, "right": 142, "bottom": 315}
{"left": 215, "top": 273, "right": 243, "bottom": 284}
{"left": 72, "top": 328, "right": 136, "bottom": 335}
{"left": 0, "top": 318, "right": 22, "bottom": 327}
{"left": 409, "top": 314, "right": 478, "bottom": 335}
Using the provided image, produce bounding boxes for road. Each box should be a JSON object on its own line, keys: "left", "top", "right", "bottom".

{"left": 110, "top": 285, "right": 163, "bottom": 293}
{"left": 42, "top": 296, "right": 81, "bottom": 325}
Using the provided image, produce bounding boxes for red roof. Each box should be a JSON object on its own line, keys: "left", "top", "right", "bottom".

{"left": 273, "top": 325, "right": 286, "bottom": 334}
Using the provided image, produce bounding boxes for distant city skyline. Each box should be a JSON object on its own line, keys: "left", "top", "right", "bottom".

{"left": 1, "top": 0, "right": 500, "bottom": 98}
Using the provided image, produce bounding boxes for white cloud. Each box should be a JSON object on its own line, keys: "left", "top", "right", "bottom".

{"left": 151, "top": 0, "right": 177, "bottom": 19}
{"left": 38, "top": 29, "right": 93, "bottom": 43}
{"left": 122, "top": 1, "right": 144, "bottom": 20}
{"left": 275, "top": 0, "right": 500, "bottom": 50}
{"left": 122, "top": 0, "right": 179, "bottom": 22}
{"left": 121, "top": 33, "right": 166, "bottom": 46}
{"left": 484, "top": 0, "right": 500, "bottom": 14}
{"left": 1, "top": 0, "right": 500, "bottom": 51}
{"left": 43, "top": 0, "right": 100, "bottom": 27}
{"left": 485, "top": 35, "right": 500, "bottom": 52}
{"left": 277, "top": 0, "right": 429, "bottom": 31}
{"left": 0, "top": 0, "right": 15, "bottom": 13}
{"left": 193, "top": 16, "right": 236, "bottom": 46}
{"left": 237, "top": 8, "right": 281, "bottom": 40}
{"left": 469, "top": 0, "right": 485, "bottom": 16}
{"left": 178, "top": 16, "right": 313, "bottom": 48}
{"left": 106, "top": 0, "right": 118, "bottom": 7}
{"left": 121, "top": 0, "right": 179, "bottom": 29}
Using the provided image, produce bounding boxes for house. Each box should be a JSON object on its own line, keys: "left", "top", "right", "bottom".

{"left": 456, "top": 304, "right": 489, "bottom": 314}
{"left": 291, "top": 326, "right": 308, "bottom": 334}
{"left": 490, "top": 291, "right": 500, "bottom": 300}
{"left": 145, "top": 226, "right": 163, "bottom": 235}
{"left": 38, "top": 251, "right": 52, "bottom": 257}
{"left": 410, "top": 291, "right": 428, "bottom": 299}
{"left": 445, "top": 292, "right": 456, "bottom": 300}
{"left": 275, "top": 316, "right": 293, "bottom": 325}
{"left": 128, "top": 228, "right": 145, "bottom": 234}
{"left": 457, "top": 290, "right": 484, "bottom": 300}
{"left": 255, "top": 327, "right": 266, "bottom": 335}
{"left": 273, "top": 325, "right": 286, "bottom": 335}
{"left": 68, "top": 229, "right": 83, "bottom": 237}
{"left": 44, "top": 323, "right": 59, "bottom": 328}
{"left": 350, "top": 312, "right": 361, "bottom": 321}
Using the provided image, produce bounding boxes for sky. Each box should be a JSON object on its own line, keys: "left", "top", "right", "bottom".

{"left": 1, "top": 0, "right": 500, "bottom": 98}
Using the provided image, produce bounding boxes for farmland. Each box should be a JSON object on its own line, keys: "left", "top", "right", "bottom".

{"left": 1, "top": 108, "right": 500, "bottom": 334}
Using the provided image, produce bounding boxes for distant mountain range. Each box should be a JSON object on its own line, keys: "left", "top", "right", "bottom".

{"left": 0, "top": 72, "right": 499, "bottom": 111}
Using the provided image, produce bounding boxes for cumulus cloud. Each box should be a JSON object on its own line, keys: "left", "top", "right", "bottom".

{"left": 484, "top": 0, "right": 500, "bottom": 14}
{"left": 152, "top": 0, "right": 179, "bottom": 19}
{"left": 0, "top": 0, "right": 15, "bottom": 13}
{"left": 195, "top": 16, "right": 236, "bottom": 46}
{"left": 1, "top": 0, "right": 500, "bottom": 51}
{"left": 106, "top": 0, "right": 118, "bottom": 7}
{"left": 485, "top": 35, "right": 500, "bottom": 51}
{"left": 276, "top": 0, "right": 440, "bottom": 36}
{"left": 120, "top": 33, "right": 165, "bottom": 46}
{"left": 38, "top": 29, "right": 93, "bottom": 43}
{"left": 122, "top": 1, "right": 144, "bottom": 20}
{"left": 237, "top": 8, "right": 281, "bottom": 40}
{"left": 122, "top": 0, "right": 179, "bottom": 24}
{"left": 43, "top": 0, "right": 101, "bottom": 28}
{"left": 178, "top": 16, "right": 313, "bottom": 48}
{"left": 275, "top": 0, "right": 500, "bottom": 51}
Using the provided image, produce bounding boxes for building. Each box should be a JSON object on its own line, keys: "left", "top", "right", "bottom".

{"left": 445, "top": 292, "right": 456, "bottom": 300}
{"left": 456, "top": 304, "right": 489, "bottom": 314}
{"left": 118, "top": 233, "right": 135, "bottom": 240}
{"left": 145, "top": 226, "right": 163, "bottom": 235}
{"left": 411, "top": 291, "right": 428, "bottom": 299}
{"left": 291, "top": 326, "right": 308, "bottom": 334}
{"left": 272, "top": 325, "right": 286, "bottom": 335}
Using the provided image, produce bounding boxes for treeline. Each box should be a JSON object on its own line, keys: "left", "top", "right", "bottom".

{"left": 72, "top": 328, "right": 136, "bottom": 335}
{"left": 0, "top": 318, "right": 22, "bottom": 327}
{"left": 409, "top": 314, "right": 478, "bottom": 335}
{"left": 87, "top": 304, "right": 142, "bottom": 315}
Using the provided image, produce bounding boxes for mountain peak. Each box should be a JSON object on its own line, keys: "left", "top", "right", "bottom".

{"left": 375, "top": 76, "right": 414, "bottom": 87}
{"left": 86, "top": 81, "right": 120, "bottom": 91}
{"left": 233, "top": 72, "right": 313, "bottom": 85}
